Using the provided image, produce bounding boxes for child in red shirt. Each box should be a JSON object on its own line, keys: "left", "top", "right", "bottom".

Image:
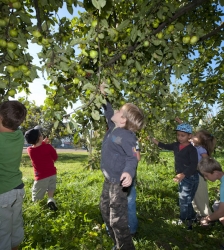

{"left": 25, "top": 128, "right": 58, "bottom": 211}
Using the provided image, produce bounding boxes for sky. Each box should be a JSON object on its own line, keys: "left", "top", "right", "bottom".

{"left": 15, "top": 3, "right": 83, "bottom": 109}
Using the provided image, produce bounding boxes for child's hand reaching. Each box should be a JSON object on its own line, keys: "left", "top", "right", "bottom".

{"left": 43, "top": 138, "right": 50, "bottom": 144}
{"left": 147, "top": 135, "right": 158, "bottom": 145}
{"left": 100, "top": 82, "right": 107, "bottom": 95}
{"left": 173, "top": 173, "right": 185, "bottom": 183}
{"left": 175, "top": 117, "right": 183, "bottom": 124}
{"left": 120, "top": 172, "right": 132, "bottom": 187}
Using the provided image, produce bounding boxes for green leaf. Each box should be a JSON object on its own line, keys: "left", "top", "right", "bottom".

{"left": 220, "top": 0, "right": 224, "bottom": 6}
{"left": 91, "top": 110, "right": 100, "bottom": 120}
{"left": 54, "top": 120, "right": 59, "bottom": 129}
{"left": 0, "top": 81, "right": 6, "bottom": 89}
{"left": 82, "top": 83, "right": 96, "bottom": 91}
{"left": 135, "top": 61, "right": 142, "bottom": 72}
{"left": 67, "top": 4, "right": 73, "bottom": 15}
{"left": 112, "top": 77, "right": 120, "bottom": 89}
{"left": 130, "top": 25, "right": 137, "bottom": 42}
{"left": 98, "top": 0, "right": 106, "bottom": 8}
{"left": 117, "top": 20, "right": 130, "bottom": 31}
{"left": 151, "top": 38, "right": 162, "bottom": 46}
{"left": 92, "top": 0, "right": 100, "bottom": 9}
{"left": 66, "top": 123, "right": 73, "bottom": 134}
{"left": 60, "top": 62, "right": 69, "bottom": 71}
{"left": 175, "top": 22, "right": 184, "bottom": 31}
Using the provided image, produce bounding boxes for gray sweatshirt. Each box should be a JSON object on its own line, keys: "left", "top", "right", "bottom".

{"left": 101, "top": 102, "right": 138, "bottom": 184}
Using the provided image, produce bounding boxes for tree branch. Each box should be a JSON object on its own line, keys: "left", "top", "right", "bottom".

{"left": 104, "top": 0, "right": 208, "bottom": 68}
{"left": 33, "top": 0, "right": 43, "bottom": 32}
{"left": 200, "top": 22, "right": 224, "bottom": 42}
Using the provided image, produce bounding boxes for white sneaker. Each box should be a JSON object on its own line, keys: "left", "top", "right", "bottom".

{"left": 171, "top": 219, "right": 183, "bottom": 225}
{"left": 47, "top": 198, "right": 58, "bottom": 211}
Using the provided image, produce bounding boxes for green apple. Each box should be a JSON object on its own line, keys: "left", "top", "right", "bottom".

{"left": 0, "top": 39, "right": 7, "bottom": 48}
{"left": 77, "top": 68, "right": 84, "bottom": 75}
{"left": 81, "top": 49, "right": 88, "bottom": 57}
{"left": 20, "top": 65, "right": 29, "bottom": 72}
{"left": 7, "top": 42, "right": 17, "bottom": 50}
{"left": 12, "top": 2, "right": 22, "bottom": 9}
{"left": 6, "top": 66, "right": 15, "bottom": 74}
{"left": 41, "top": 38, "right": 49, "bottom": 45}
{"left": 182, "top": 35, "right": 190, "bottom": 44}
{"left": 73, "top": 78, "right": 80, "bottom": 84}
{"left": 7, "top": 89, "right": 16, "bottom": 97}
{"left": 121, "top": 54, "right": 126, "bottom": 60}
{"left": 131, "top": 68, "right": 137, "bottom": 73}
{"left": 89, "top": 50, "right": 98, "bottom": 59}
{"left": 24, "top": 70, "right": 31, "bottom": 76}
{"left": 143, "top": 41, "right": 150, "bottom": 47}
{"left": 152, "top": 19, "right": 160, "bottom": 28}
{"left": 0, "top": 19, "right": 6, "bottom": 27}
{"left": 167, "top": 24, "right": 174, "bottom": 32}
{"left": 156, "top": 32, "right": 163, "bottom": 39}
{"left": 32, "top": 30, "right": 42, "bottom": 38}
{"left": 9, "top": 29, "right": 18, "bottom": 37}
{"left": 91, "top": 20, "right": 98, "bottom": 28}
{"left": 190, "top": 35, "right": 199, "bottom": 45}
{"left": 103, "top": 48, "right": 109, "bottom": 55}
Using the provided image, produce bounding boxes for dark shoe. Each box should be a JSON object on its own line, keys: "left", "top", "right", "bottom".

{"left": 48, "top": 201, "right": 58, "bottom": 211}
{"left": 131, "top": 232, "right": 138, "bottom": 238}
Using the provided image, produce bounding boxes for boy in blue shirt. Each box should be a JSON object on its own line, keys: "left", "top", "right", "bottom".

{"left": 100, "top": 83, "right": 144, "bottom": 250}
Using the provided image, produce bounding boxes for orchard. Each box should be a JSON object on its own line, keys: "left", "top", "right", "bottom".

{"left": 0, "top": 0, "right": 224, "bottom": 162}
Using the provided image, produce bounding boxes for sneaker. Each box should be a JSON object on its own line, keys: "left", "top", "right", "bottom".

{"left": 47, "top": 198, "right": 58, "bottom": 211}
{"left": 172, "top": 219, "right": 183, "bottom": 226}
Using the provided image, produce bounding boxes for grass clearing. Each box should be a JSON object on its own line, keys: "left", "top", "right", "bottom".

{"left": 20, "top": 152, "right": 224, "bottom": 250}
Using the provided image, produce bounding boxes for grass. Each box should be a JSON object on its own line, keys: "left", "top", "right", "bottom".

{"left": 19, "top": 151, "right": 224, "bottom": 250}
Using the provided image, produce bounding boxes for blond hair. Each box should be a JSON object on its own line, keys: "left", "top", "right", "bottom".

{"left": 122, "top": 103, "right": 144, "bottom": 132}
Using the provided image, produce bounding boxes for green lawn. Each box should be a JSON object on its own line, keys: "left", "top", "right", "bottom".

{"left": 20, "top": 152, "right": 224, "bottom": 250}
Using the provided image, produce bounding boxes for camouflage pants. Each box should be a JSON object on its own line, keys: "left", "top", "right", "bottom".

{"left": 100, "top": 180, "right": 135, "bottom": 250}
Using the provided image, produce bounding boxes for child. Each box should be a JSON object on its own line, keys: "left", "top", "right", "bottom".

{"left": 128, "top": 139, "right": 140, "bottom": 237}
{"left": 175, "top": 118, "right": 216, "bottom": 217}
{"left": 24, "top": 128, "right": 58, "bottom": 211}
{"left": 0, "top": 100, "right": 27, "bottom": 250}
{"left": 151, "top": 123, "right": 199, "bottom": 230}
{"left": 99, "top": 83, "right": 144, "bottom": 250}
{"left": 198, "top": 158, "right": 224, "bottom": 225}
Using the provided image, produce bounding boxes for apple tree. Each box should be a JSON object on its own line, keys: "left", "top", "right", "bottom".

{"left": 0, "top": 0, "right": 224, "bottom": 162}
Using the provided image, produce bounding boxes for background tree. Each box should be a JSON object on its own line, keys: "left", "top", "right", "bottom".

{"left": 0, "top": 0, "right": 224, "bottom": 162}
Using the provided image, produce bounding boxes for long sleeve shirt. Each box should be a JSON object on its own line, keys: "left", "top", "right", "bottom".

{"left": 100, "top": 102, "right": 138, "bottom": 184}
{"left": 27, "top": 143, "right": 58, "bottom": 181}
{"left": 158, "top": 141, "right": 198, "bottom": 177}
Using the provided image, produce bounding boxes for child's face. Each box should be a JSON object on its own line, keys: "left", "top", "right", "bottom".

{"left": 191, "top": 133, "right": 200, "bottom": 146}
{"left": 111, "top": 107, "right": 126, "bottom": 127}
{"left": 176, "top": 131, "right": 191, "bottom": 144}
{"left": 201, "top": 171, "right": 217, "bottom": 182}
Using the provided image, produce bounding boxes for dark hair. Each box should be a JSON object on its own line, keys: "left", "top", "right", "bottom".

{"left": 25, "top": 128, "right": 41, "bottom": 145}
{"left": 0, "top": 101, "right": 27, "bottom": 130}
{"left": 198, "top": 157, "right": 222, "bottom": 174}
{"left": 195, "top": 130, "right": 216, "bottom": 156}
{"left": 122, "top": 103, "right": 144, "bottom": 132}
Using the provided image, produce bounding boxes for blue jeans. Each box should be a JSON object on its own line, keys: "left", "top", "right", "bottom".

{"left": 179, "top": 173, "right": 199, "bottom": 221}
{"left": 127, "top": 182, "right": 138, "bottom": 234}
